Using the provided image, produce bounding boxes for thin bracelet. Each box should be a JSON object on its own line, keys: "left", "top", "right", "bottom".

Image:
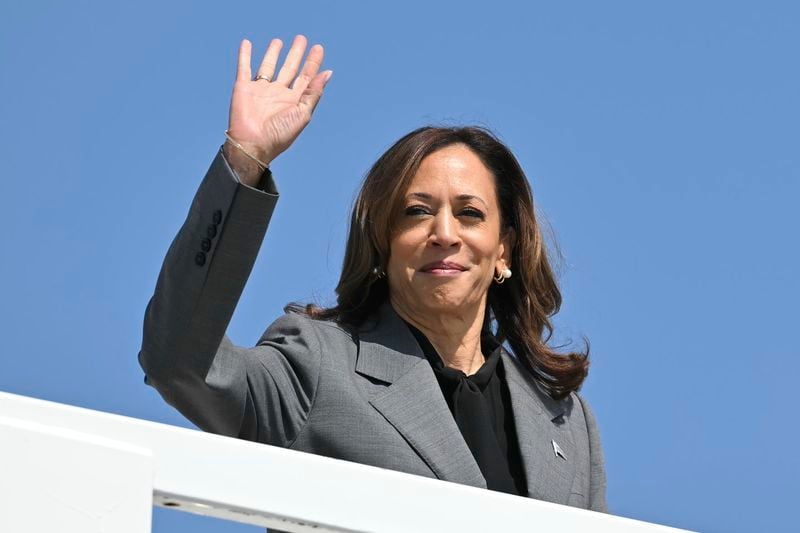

{"left": 224, "top": 130, "right": 270, "bottom": 170}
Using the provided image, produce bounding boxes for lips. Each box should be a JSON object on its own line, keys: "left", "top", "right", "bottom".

{"left": 420, "top": 261, "right": 467, "bottom": 273}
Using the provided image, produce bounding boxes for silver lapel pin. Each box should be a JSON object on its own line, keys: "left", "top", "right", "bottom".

{"left": 552, "top": 439, "right": 567, "bottom": 461}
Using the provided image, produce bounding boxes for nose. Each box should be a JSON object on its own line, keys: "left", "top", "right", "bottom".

{"left": 429, "top": 211, "right": 461, "bottom": 248}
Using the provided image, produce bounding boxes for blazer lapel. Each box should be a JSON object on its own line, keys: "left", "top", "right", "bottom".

{"left": 502, "top": 352, "right": 577, "bottom": 503}
{"left": 356, "top": 303, "right": 486, "bottom": 489}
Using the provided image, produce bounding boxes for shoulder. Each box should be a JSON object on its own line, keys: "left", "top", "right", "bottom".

{"left": 570, "top": 391, "right": 608, "bottom": 511}
{"left": 567, "top": 392, "right": 601, "bottom": 436}
{"left": 570, "top": 391, "right": 592, "bottom": 418}
{"left": 258, "top": 311, "right": 356, "bottom": 351}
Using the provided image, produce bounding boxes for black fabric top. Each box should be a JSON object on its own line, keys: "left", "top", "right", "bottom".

{"left": 405, "top": 323, "right": 527, "bottom": 496}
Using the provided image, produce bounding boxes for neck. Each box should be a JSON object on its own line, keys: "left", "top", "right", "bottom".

{"left": 390, "top": 296, "right": 487, "bottom": 376}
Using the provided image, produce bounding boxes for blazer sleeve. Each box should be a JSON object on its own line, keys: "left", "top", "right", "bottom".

{"left": 577, "top": 394, "right": 609, "bottom": 512}
{"left": 138, "top": 149, "right": 322, "bottom": 448}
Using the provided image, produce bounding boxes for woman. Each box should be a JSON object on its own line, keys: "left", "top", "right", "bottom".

{"left": 139, "top": 35, "right": 607, "bottom": 511}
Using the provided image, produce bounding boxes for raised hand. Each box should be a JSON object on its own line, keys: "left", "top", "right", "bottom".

{"left": 225, "top": 35, "right": 332, "bottom": 185}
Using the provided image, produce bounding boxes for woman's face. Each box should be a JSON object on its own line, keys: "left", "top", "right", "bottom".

{"left": 387, "top": 144, "right": 513, "bottom": 319}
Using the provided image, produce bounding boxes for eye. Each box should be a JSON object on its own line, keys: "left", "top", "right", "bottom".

{"left": 459, "top": 207, "right": 486, "bottom": 220}
{"left": 404, "top": 205, "right": 431, "bottom": 216}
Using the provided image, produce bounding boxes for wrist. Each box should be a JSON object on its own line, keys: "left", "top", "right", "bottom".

{"left": 224, "top": 131, "right": 275, "bottom": 165}
{"left": 223, "top": 140, "right": 269, "bottom": 188}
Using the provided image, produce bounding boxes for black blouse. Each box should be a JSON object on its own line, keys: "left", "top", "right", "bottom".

{"left": 405, "top": 323, "right": 527, "bottom": 496}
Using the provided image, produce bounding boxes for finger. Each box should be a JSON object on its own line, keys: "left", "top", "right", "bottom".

{"left": 291, "top": 43, "right": 324, "bottom": 93}
{"left": 299, "top": 70, "right": 332, "bottom": 115}
{"left": 275, "top": 34, "right": 308, "bottom": 86}
{"left": 236, "top": 39, "right": 252, "bottom": 82}
{"left": 256, "top": 38, "right": 283, "bottom": 81}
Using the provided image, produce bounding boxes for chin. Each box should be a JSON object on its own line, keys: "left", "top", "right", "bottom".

{"left": 417, "top": 287, "right": 476, "bottom": 314}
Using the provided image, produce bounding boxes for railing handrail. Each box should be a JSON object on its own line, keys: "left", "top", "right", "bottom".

{"left": 0, "top": 391, "right": 691, "bottom": 532}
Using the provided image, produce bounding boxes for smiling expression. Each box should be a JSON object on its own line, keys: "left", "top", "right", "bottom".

{"left": 387, "top": 144, "right": 513, "bottom": 317}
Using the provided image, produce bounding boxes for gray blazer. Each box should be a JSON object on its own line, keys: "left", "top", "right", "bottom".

{"left": 139, "top": 150, "right": 608, "bottom": 512}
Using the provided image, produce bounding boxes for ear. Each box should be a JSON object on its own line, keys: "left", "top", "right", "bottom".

{"left": 498, "top": 226, "right": 516, "bottom": 269}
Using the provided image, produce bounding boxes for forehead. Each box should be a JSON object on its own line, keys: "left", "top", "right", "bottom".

{"left": 406, "top": 144, "right": 497, "bottom": 200}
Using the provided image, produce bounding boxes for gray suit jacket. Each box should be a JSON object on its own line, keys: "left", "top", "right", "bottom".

{"left": 139, "top": 150, "right": 608, "bottom": 512}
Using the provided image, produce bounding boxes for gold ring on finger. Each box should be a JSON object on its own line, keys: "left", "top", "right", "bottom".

{"left": 254, "top": 75, "right": 272, "bottom": 82}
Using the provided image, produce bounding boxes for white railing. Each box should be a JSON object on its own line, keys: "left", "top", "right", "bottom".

{"left": 0, "top": 391, "right": 691, "bottom": 532}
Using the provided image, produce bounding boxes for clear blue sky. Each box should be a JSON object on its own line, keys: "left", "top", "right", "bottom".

{"left": 2, "top": 1, "right": 798, "bottom": 531}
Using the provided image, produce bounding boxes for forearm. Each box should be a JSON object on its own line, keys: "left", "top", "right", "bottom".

{"left": 139, "top": 149, "right": 278, "bottom": 409}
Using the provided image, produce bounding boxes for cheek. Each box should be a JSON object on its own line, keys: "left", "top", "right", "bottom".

{"left": 390, "top": 227, "right": 430, "bottom": 257}
{"left": 388, "top": 234, "right": 420, "bottom": 275}
{"left": 465, "top": 230, "right": 503, "bottom": 262}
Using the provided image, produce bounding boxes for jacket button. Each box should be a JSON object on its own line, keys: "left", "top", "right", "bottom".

{"left": 195, "top": 252, "right": 206, "bottom": 266}
{"left": 201, "top": 238, "right": 211, "bottom": 252}
{"left": 206, "top": 224, "right": 217, "bottom": 239}
{"left": 213, "top": 210, "right": 223, "bottom": 224}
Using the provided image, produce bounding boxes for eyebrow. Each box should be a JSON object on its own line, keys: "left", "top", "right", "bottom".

{"left": 406, "top": 192, "right": 489, "bottom": 209}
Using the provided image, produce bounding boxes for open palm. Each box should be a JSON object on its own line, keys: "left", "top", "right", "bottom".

{"left": 227, "top": 35, "right": 331, "bottom": 166}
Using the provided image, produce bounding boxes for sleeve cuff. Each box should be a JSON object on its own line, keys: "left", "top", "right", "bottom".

{"left": 219, "top": 145, "right": 279, "bottom": 196}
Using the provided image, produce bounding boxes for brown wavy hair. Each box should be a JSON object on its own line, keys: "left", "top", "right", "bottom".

{"left": 288, "top": 125, "right": 589, "bottom": 399}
